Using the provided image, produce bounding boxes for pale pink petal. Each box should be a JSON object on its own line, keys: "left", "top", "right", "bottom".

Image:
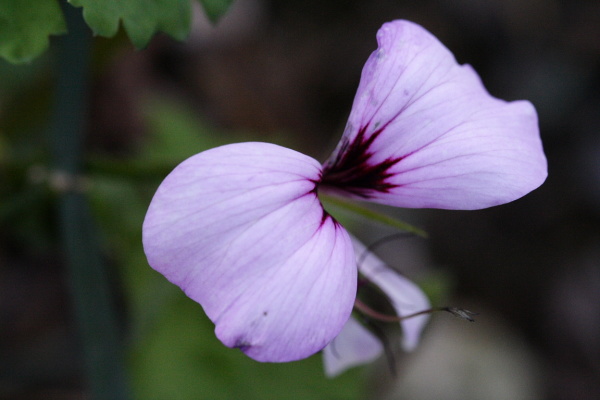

{"left": 353, "top": 238, "right": 430, "bottom": 351}
{"left": 322, "top": 317, "right": 383, "bottom": 377}
{"left": 143, "top": 142, "right": 357, "bottom": 362}
{"left": 322, "top": 20, "right": 547, "bottom": 210}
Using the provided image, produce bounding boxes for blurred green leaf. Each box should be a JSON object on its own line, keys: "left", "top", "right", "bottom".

{"left": 0, "top": 0, "right": 66, "bottom": 63}
{"left": 130, "top": 290, "right": 368, "bottom": 400}
{"left": 197, "top": 0, "right": 236, "bottom": 22}
{"left": 416, "top": 270, "right": 454, "bottom": 310}
{"left": 140, "top": 97, "right": 230, "bottom": 163}
{"left": 87, "top": 97, "right": 236, "bottom": 182}
{"left": 0, "top": 0, "right": 237, "bottom": 63}
{"left": 68, "top": 0, "right": 191, "bottom": 48}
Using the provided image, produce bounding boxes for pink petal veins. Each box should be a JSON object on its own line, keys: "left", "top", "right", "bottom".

{"left": 322, "top": 20, "right": 547, "bottom": 210}
{"left": 143, "top": 142, "right": 356, "bottom": 362}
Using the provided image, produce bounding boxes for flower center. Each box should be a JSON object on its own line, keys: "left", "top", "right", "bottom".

{"left": 320, "top": 124, "right": 403, "bottom": 197}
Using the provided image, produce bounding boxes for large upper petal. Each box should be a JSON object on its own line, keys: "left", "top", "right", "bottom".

{"left": 143, "top": 142, "right": 357, "bottom": 362}
{"left": 353, "top": 238, "right": 430, "bottom": 351}
{"left": 321, "top": 20, "right": 547, "bottom": 210}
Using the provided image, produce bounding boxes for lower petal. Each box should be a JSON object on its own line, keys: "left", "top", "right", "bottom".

{"left": 353, "top": 238, "right": 430, "bottom": 351}
{"left": 322, "top": 317, "right": 383, "bottom": 377}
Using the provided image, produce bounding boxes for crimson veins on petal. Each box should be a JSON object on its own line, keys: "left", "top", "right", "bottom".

{"left": 321, "top": 124, "right": 403, "bottom": 197}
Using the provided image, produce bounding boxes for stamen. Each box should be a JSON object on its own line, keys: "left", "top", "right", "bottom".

{"left": 354, "top": 299, "right": 477, "bottom": 322}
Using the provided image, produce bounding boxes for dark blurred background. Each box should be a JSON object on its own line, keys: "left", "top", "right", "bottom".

{"left": 1, "top": 0, "right": 599, "bottom": 399}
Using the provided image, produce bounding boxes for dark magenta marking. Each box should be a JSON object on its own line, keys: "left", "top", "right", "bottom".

{"left": 320, "top": 124, "right": 403, "bottom": 197}
{"left": 308, "top": 181, "right": 336, "bottom": 227}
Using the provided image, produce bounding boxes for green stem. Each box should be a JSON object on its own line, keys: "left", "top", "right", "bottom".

{"left": 49, "top": 3, "right": 130, "bottom": 399}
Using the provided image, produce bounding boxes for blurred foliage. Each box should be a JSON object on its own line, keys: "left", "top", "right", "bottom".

{"left": 0, "top": 0, "right": 66, "bottom": 63}
{"left": 130, "top": 294, "right": 365, "bottom": 400}
{"left": 68, "top": 0, "right": 191, "bottom": 48}
{"left": 199, "top": 0, "right": 237, "bottom": 22}
{"left": 0, "top": 0, "right": 235, "bottom": 64}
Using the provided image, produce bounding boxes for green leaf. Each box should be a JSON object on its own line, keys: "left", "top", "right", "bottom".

{"left": 321, "top": 194, "right": 428, "bottom": 238}
{"left": 141, "top": 97, "right": 231, "bottom": 162}
{"left": 68, "top": 0, "right": 192, "bottom": 48}
{"left": 130, "top": 289, "right": 368, "bottom": 400}
{"left": 0, "top": 0, "right": 67, "bottom": 63}
{"left": 197, "top": 0, "right": 235, "bottom": 22}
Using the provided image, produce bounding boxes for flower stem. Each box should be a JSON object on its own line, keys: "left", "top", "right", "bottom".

{"left": 49, "top": 4, "right": 130, "bottom": 399}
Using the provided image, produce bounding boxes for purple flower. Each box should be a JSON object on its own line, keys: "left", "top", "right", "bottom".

{"left": 142, "top": 20, "right": 546, "bottom": 363}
